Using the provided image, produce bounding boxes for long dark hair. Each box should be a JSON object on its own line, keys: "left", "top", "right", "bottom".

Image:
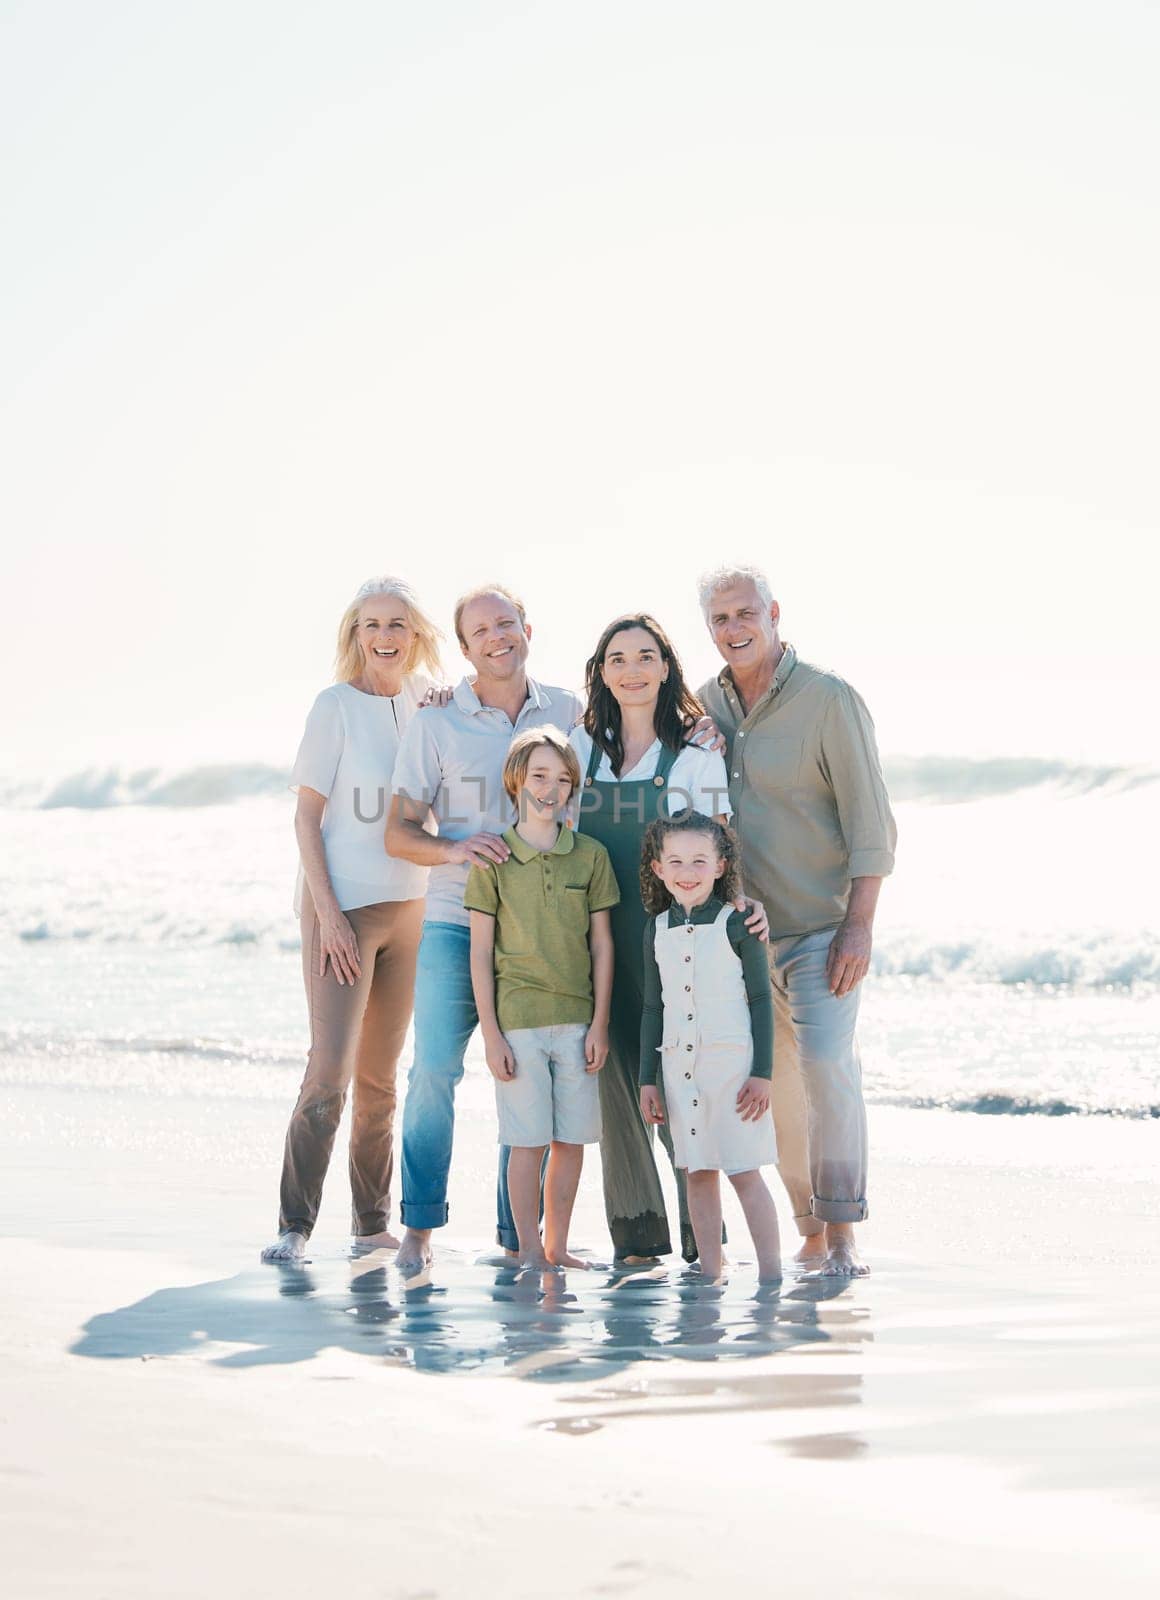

{"left": 639, "top": 810, "right": 741, "bottom": 915}
{"left": 582, "top": 613, "right": 703, "bottom": 777}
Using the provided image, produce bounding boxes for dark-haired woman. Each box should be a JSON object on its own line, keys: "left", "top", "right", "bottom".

{"left": 568, "top": 614, "right": 765, "bottom": 1264}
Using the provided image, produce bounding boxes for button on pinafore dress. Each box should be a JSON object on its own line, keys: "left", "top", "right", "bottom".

{"left": 577, "top": 738, "right": 697, "bottom": 1260}
{"left": 654, "top": 903, "right": 777, "bottom": 1175}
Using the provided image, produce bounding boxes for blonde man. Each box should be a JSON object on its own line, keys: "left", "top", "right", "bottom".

{"left": 386, "top": 586, "right": 583, "bottom": 1274}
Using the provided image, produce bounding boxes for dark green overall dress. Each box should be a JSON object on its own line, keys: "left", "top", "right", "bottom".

{"left": 579, "top": 738, "right": 696, "bottom": 1260}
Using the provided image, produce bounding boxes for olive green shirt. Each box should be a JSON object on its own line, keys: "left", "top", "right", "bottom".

{"left": 698, "top": 645, "right": 897, "bottom": 940}
{"left": 464, "top": 825, "right": 620, "bottom": 1031}
{"left": 639, "top": 898, "right": 774, "bottom": 1086}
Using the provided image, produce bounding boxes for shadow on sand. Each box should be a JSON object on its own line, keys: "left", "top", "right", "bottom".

{"left": 72, "top": 1248, "right": 870, "bottom": 1390}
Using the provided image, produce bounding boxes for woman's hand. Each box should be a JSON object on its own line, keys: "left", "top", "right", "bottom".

{"left": 484, "top": 1030, "right": 516, "bottom": 1082}
{"left": 736, "top": 1076, "right": 771, "bottom": 1122}
{"left": 736, "top": 896, "right": 769, "bottom": 943}
{"left": 420, "top": 684, "right": 455, "bottom": 709}
{"left": 318, "top": 908, "right": 361, "bottom": 986}
{"left": 685, "top": 713, "right": 726, "bottom": 754}
{"left": 639, "top": 1085, "right": 665, "bottom": 1125}
{"left": 585, "top": 1023, "right": 609, "bottom": 1074}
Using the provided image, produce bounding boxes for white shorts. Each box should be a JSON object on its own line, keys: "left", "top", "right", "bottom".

{"left": 497, "top": 1023, "right": 602, "bottom": 1147}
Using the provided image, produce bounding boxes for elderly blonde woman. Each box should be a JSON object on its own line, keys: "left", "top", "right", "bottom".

{"left": 261, "top": 578, "right": 444, "bottom": 1264}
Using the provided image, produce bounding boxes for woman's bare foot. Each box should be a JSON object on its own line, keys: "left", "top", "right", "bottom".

{"left": 820, "top": 1224, "right": 869, "bottom": 1276}
{"left": 351, "top": 1228, "right": 400, "bottom": 1254}
{"left": 394, "top": 1228, "right": 433, "bottom": 1277}
{"left": 793, "top": 1234, "right": 827, "bottom": 1267}
{"left": 260, "top": 1231, "right": 307, "bottom": 1264}
{"left": 615, "top": 1254, "right": 662, "bottom": 1268}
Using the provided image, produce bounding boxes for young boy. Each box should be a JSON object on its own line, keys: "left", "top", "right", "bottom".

{"left": 465, "top": 726, "right": 618, "bottom": 1269}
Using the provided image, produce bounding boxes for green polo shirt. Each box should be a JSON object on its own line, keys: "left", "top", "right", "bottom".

{"left": 464, "top": 825, "right": 620, "bottom": 1030}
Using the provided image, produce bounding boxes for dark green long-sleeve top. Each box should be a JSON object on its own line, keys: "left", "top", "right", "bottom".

{"left": 639, "top": 896, "right": 774, "bottom": 1087}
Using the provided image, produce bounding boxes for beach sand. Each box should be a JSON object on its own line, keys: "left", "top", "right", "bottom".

{"left": 3, "top": 1078, "right": 1159, "bottom": 1599}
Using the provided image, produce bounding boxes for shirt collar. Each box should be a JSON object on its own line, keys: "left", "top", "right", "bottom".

{"left": 503, "top": 823, "right": 576, "bottom": 863}
{"left": 453, "top": 673, "right": 549, "bottom": 717}
{"left": 717, "top": 642, "right": 798, "bottom": 706}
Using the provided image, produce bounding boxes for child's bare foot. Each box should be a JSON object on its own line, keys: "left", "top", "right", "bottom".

{"left": 794, "top": 1234, "right": 827, "bottom": 1267}
{"left": 261, "top": 1231, "right": 307, "bottom": 1263}
{"left": 819, "top": 1224, "right": 869, "bottom": 1276}
{"left": 395, "top": 1228, "right": 433, "bottom": 1277}
{"left": 546, "top": 1249, "right": 595, "bottom": 1269}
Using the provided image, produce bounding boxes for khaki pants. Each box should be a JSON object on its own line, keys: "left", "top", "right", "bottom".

{"left": 277, "top": 895, "right": 423, "bottom": 1239}
{"left": 767, "top": 928, "right": 869, "bottom": 1234}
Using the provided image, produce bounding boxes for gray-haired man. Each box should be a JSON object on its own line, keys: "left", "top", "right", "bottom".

{"left": 697, "top": 565, "right": 896, "bottom": 1274}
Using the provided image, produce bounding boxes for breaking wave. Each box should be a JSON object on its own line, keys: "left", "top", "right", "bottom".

{"left": 1, "top": 755, "right": 1156, "bottom": 810}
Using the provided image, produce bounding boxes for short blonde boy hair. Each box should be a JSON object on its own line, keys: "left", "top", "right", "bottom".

{"left": 502, "top": 726, "right": 581, "bottom": 804}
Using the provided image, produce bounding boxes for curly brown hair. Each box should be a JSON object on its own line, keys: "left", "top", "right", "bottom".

{"left": 639, "top": 809, "right": 741, "bottom": 915}
{"left": 582, "top": 613, "right": 703, "bottom": 777}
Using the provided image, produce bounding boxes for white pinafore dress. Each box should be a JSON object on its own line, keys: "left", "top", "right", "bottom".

{"left": 654, "top": 903, "right": 778, "bottom": 1175}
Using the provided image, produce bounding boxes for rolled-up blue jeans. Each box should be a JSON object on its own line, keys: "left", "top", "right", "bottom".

{"left": 400, "top": 921, "right": 519, "bottom": 1249}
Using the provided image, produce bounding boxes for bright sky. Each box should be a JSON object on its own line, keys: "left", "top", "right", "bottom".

{"left": 3, "top": 1, "right": 1157, "bottom": 774}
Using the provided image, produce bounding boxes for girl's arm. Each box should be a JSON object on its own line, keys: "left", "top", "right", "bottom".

{"left": 584, "top": 910, "right": 613, "bottom": 1073}
{"left": 468, "top": 910, "right": 515, "bottom": 1081}
{"left": 730, "top": 914, "right": 774, "bottom": 1120}
{"left": 638, "top": 918, "right": 666, "bottom": 1124}
{"left": 294, "top": 787, "right": 361, "bottom": 985}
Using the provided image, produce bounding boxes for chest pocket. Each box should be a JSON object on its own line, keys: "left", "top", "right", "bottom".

{"left": 748, "top": 735, "right": 804, "bottom": 791}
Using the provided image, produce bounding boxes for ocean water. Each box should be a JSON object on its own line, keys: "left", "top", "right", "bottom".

{"left": 1, "top": 758, "right": 1157, "bottom": 1119}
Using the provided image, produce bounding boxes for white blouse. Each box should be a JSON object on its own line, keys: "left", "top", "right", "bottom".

{"left": 291, "top": 677, "right": 431, "bottom": 912}
{"left": 568, "top": 726, "right": 732, "bottom": 819}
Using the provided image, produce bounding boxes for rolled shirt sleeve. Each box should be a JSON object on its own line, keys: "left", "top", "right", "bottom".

{"left": 291, "top": 690, "right": 344, "bottom": 798}
{"left": 819, "top": 684, "right": 897, "bottom": 879}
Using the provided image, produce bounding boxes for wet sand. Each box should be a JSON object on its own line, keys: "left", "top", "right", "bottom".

{"left": 2, "top": 1083, "right": 1159, "bottom": 1598}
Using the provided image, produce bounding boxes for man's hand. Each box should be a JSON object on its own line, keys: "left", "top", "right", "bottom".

{"left": 585, "top": 1023, "right": 609, "bottom": 1074}
{"left": 736, "top": 1076, "right": 770, "bottom": 1122}
{"left": 484, "top": 1031, "right": 516, "bottom": 1081}
{"left": 686, "top": 713, "right": 726, "bottom": 754}
{"left": 450, "top": 832, "right": 511, "bottom": 870}
{"left": 736, "top": 896, "right": 769, "bottom": 943}
{"left": 639, "top": 1085, "right": 665, "bottom": 1125}
{"left": 826, "top": 918, "right": 872, "bottom": 998}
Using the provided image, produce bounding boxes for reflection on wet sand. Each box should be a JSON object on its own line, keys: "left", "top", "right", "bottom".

{"left": 72, "top": 1249, "right": 867, "bottom": 1402}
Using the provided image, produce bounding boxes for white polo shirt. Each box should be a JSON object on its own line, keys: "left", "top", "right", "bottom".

{"left": 391, "top": 675, "right": 583, "bottom": 927}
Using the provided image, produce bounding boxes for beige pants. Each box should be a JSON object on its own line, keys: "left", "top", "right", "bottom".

{"left": 767, "top": 929, "right": 869, "bottom": 1235}
{"left": 277, "top": 895, "right": 423, "bottom": 1239}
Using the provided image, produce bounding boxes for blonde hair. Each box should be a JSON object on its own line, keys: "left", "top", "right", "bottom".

{"left": 334, "top": 577, "right": 443, "bottom": 683}
{"left": 502, "top": 726, "right": 580, "bottom": 804}
{"left": 453, "top": 583, "right": 528, "bottom": 648}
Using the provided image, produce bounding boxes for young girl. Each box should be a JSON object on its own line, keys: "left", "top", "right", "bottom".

{"left": 638, "top": 810, "right": 781, "bottom": 1282}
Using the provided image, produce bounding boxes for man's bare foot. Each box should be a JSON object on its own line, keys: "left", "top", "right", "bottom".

{"left": 793, "top": 1233, "right": 827, "bottom": 1267}
{"left": 820, "top": 1226, "right": 869, "bottom": 1277}
{"left": 351, "top": 1228, "right": 400, "bottom": 1254}
{"left": 395, "top": 1228, "right": 433, "bottom": 1277}
{"left": 260, "top": 1231, "right": 307, "bottom": 1264}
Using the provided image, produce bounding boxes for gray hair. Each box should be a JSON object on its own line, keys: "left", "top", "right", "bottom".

{"left": 697, "top": 564, "right": 774, "bottom": 619}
